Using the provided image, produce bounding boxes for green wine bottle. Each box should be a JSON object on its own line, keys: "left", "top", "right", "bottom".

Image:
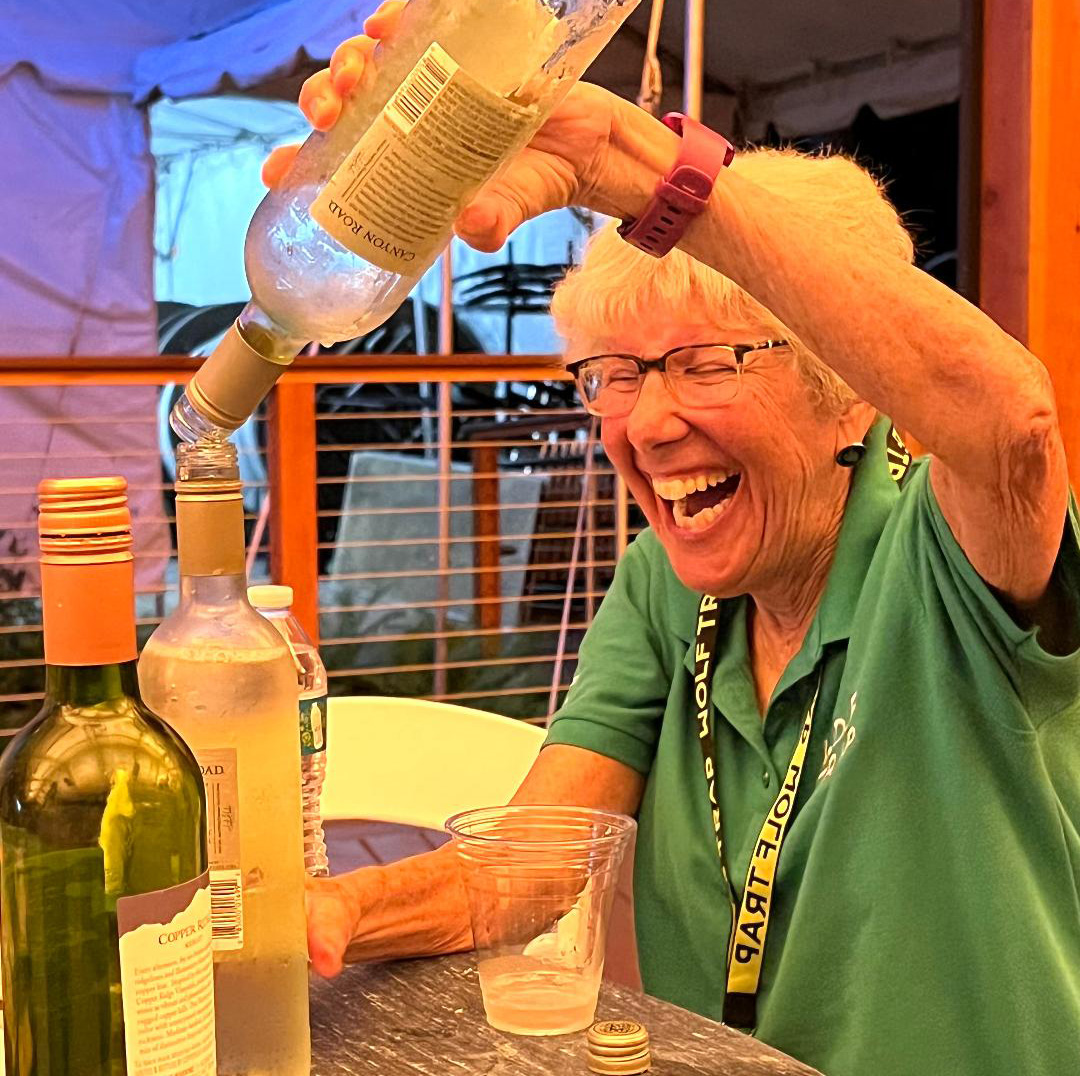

{"left": 0, "top": 478, "right": 216, "bottom": 1076}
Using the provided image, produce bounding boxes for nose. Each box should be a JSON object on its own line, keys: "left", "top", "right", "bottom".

{"left": 625, "top": 369, "right": 688, "bottom": 453}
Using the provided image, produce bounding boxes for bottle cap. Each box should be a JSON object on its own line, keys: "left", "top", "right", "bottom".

{"left": 586, "top": 1020, "right": 651, "bottom": 1074}
{"left": 248, "top": 584, "right": 294, "bottom": 610}
{"left": 38, "top": 477, "right": 132, "bottom": 556}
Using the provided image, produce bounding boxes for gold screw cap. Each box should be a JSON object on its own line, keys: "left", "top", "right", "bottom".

{"left": 586, "top": 1020, "right": 650, "bottom": 1074}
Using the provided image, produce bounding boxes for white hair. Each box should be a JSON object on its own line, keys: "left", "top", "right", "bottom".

{"left": 551, "top": 146, "right": 915, "bottom": 414}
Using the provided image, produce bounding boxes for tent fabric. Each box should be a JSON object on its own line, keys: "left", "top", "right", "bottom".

{"left": 0, "top": 66, "right": 157, "bottom": 356}
{"left": 0, "top": 66, "right": 171, "bottom": 584}
{"left": 0, "top": 0, "right": 277, "bottom": 95}
{"left": 742, "top": 42, "right": 961, "bottom": 139}
{"left": 133, "top": 0, "right": 379, "bottom": 103}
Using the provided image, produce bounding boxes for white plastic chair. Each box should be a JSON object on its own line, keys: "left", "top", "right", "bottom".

{"left": 322, "top": 696, "right": 545, "bottom": 830}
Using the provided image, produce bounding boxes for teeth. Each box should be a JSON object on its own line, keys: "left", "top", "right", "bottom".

{"left": 651, "top": 471, "right": 732, "bottom": 501}
{"left": 672, "top": 493, "right": 736, "bottom": 530}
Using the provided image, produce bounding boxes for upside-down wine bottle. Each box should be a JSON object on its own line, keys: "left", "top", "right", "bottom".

{"left": 170, "top": 0, "right": 641, "bottom": 442}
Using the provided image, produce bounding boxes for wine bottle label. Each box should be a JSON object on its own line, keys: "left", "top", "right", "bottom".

{"left": 310, "top": 41, "right": 538, "bottom": 274}
{"left": 116, "top": 871, "right": 216, "bottom": 1075}
{"left": 300, "top": 693, "right": 328, "bottom": 756}
{"left": 199, "top": 748, "right": 245, "bottom": 951}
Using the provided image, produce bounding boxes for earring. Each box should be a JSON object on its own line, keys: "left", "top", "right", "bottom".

{"left": 835, "top": 442, "right": 866, "bottom": 467}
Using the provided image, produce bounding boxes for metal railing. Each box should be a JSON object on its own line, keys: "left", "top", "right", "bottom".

{"left": 0, "top": 355, "right": 638, "bottom": 725}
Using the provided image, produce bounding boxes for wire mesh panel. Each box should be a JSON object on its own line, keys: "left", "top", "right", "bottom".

{"left": 0, "top": 365, "right": 641, "bottom": 733}
{"left": 313, "top": 379, "right": 639, "bottom": 721}
{"left": 0, "top": 382, "right": 272, "bottom": 731}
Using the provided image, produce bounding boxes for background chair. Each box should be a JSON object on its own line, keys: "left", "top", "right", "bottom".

{"left": 323, "top": 696, "right": 544, "bottom": 829}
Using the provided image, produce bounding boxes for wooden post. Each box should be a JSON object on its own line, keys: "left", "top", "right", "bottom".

{"left": 267, "top": 382, "right": 320, "bottom": 645}
{"left": 979, "top": 0, "right": 1031, "bottom": 343}
{"left": 1027, "top": 0, "right": 1080, "bottom": 481}
{"left": 981, "top": 0, "right": 1080, "bottom": 480}
{"left": 470, "top": 443, "right": 502, "bottom": 635}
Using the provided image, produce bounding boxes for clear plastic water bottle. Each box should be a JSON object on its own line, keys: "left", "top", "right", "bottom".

{"left": 248, "top": 585, "right": 329, "bottom": 877}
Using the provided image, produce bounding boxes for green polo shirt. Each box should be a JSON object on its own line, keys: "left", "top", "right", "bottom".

{"left": 546, "top": 420, "right": 1080, "bottom": 1076}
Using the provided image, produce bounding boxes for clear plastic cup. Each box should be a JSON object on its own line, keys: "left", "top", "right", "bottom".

{"left": 446, "top": 805, "right": 636, "bottom": 1036}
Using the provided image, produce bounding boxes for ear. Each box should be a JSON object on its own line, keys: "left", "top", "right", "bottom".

{"left": 834, "top": 400, "right": 877, "bottom": 456}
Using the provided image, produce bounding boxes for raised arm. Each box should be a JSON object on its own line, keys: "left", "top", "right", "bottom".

{"left": 459, "top": 97, "right": 1069, "bottom": 617}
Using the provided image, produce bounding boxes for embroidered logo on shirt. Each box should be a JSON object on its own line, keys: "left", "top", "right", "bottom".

{"left": 818, "top": 691, "right": 858, "bottom": 781}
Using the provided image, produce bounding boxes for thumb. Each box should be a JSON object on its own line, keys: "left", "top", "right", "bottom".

{"left": 305, "top": 885, "right": 350, "bottom": 978}
{"left": 454, "top": 193, "right": 521, "bottom": 253}
{"left": 454, "top": 156, "right": 576, "bottom": 253}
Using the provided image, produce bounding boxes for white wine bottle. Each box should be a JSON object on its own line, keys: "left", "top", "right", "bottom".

{"left": 0, "top": 478, "right": 215, "bottom": 1076}
{"left": 138, "top": 443, "right": 310, "bottom": 1075}
{"left": 170, "top": 0, "right": 641, "bottom": 442}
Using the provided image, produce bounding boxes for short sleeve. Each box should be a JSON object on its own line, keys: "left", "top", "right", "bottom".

{"left": 916, "top": 461, "right": 1080, "bottom": 725}
{"left": 544, "top": 533, "right": 672, "bottom": 774}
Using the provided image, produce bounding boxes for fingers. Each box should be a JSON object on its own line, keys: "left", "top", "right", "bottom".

{"left": 328, "top": 34, "right": 375, "bottom": 98}
{"left": 306, "top": 883, "right": 351, "bottom": 978}
{"left": 298, "top": 68, "right": 341, "bottom": 130}
{"left": 363, "top": 0, "right": 408, "bottom": 39}
{"left": 296, "top": 2, "right": 408, "bottom": 130}
{"left": 261, "top": 144, "right": 300, "bottom": 189}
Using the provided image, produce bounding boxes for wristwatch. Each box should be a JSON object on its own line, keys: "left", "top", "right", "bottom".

{"left": 617, "top": 113, "right": 735, "bottom": 258}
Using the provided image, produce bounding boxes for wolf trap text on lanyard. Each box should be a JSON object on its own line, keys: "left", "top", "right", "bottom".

{"left": 693, "top": 593, "right": 821, "bottom": 1031}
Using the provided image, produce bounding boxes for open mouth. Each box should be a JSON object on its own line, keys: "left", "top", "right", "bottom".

{"left": 651, "top": 471, "right": 742, "bottom": 532}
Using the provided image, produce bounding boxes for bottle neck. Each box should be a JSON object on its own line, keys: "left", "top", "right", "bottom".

{"left": 44, "top": 660, "right": 141, "bottom": 707}
{"left": 175, "top": 488, "right": 247, "bottom": 581}
{"left": 179, "top": 573, "right": 249, "bottom": 606}
{"left": 40, "top": 554, "right": 137, "bottom": 668}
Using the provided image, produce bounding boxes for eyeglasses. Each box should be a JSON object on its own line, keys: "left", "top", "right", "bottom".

{"left": 565, "top": 340, "right": 790, "bottom": 418}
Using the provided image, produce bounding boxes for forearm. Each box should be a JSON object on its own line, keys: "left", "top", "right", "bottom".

{"left": 333, "top": 745, "right": 642, "bottom": 964}
{"left": 339, "top": 843, "right": 472, "bottom": 964}
{"left": 605, "top": 102, "right": 1055, "bottom": 471}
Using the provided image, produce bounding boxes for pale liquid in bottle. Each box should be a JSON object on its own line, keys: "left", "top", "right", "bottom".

{"left": 139, "top": 640, "right": 310, "bottom": 1075}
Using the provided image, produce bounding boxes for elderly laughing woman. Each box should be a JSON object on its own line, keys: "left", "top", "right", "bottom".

{"left": 273, "top": 7, "right": 1080, "bottom": 1074}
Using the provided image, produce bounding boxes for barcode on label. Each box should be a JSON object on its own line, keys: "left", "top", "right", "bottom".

{"left": 209, "top": 869, "right": 244, "bottom": 951}
{"left": 389, "top": 46, "right": 456, "bottom": 132}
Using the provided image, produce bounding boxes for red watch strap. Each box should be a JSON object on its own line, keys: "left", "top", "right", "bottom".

{"left": 617, "top": 113, "right": 734, "bottom": 258}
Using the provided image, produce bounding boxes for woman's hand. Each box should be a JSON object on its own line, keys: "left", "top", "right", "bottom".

{"left": 306, "top": 873, "right": 367, "bottom": 978}
{"left": 262, "top": 0, "right": 642, "bottom": 252}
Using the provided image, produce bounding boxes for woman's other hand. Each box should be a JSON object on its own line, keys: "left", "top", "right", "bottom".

{"left": 306, "top": 873, "right": 367, "bottom": 978}
{"left": 260, "top": 0, "right": 648, "bottom": 253}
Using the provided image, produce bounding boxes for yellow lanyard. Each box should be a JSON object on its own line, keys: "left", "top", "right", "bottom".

{"left": 693, "top": 594, "right": 820, "bottom": 1029}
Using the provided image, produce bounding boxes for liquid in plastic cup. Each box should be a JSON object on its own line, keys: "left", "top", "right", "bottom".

{"left": 446, "top": 805, "right": 636, "bottom": 1036}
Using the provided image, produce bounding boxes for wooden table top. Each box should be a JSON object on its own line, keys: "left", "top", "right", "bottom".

{"left": 310, "top": 953, "right": 821, "bottom": 1075}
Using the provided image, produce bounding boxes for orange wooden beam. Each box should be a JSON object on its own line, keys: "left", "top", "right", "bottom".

{"left": 979, "top": 0, "right": 1032, "bottom": 343}
{"left": 469, "top": 443, "right": 502, "bottom": 636}
{"left": 1028, "top": 0, "right": 1080, "bottom": 482}
{"left": 980, "top": 0, "right": 1080, "bottom": 482}
{"left": 267, "top": 382, "right": 321, "bottom": 645}
{"left": 0, "top": 354, "right": 570, "bottom": 387}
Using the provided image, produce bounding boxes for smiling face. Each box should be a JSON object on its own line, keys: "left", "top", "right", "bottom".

{"left": 576, "top": 313, "right": 870, "bottom": 601}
